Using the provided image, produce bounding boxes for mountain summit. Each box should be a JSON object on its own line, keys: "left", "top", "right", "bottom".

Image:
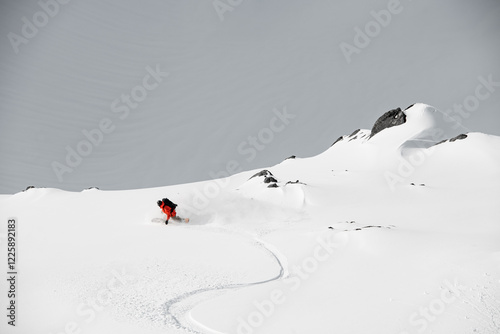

{"left": 335, "top": 103, "right": 463, "bottom": 149}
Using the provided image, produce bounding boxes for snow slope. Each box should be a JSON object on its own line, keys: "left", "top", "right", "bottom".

{"left": 1, "top": 104, "right": 499, "bottom": 334}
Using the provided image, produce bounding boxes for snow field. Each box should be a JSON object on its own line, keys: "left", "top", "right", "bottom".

{"left": 0, "top": 104, "right": 499, "bottom": 333}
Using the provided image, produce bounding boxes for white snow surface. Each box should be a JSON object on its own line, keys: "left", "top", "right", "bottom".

{"left": 1, "top": 104, "right": 500, "bottom": 334}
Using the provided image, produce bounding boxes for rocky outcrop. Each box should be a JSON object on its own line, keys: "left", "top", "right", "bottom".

{"left": 332, "top": 129, "right": 362, "bottom": 146}
{"left": 369, "top": 107, "right": 407, "bottom": 138}
{"left": 331, "top": 136, "right": 344, "bottom": 146}
{"left": 250, "top": 170, "right": 273, "bottom": 179}
{"left": 450, "top": 134, "right": 468, "bottom": 142}
{"left": 249, "top": 170, "right": 279, "bottom": 188}
{"left": 348, "top": 129, "right": 362, "bottom": 141}
{"left": 264, "top": 176, "right": 278, "bottom": 184}
{"left": 349, "top": 129, "right": 361, "bottom": 137}
{"left": 248, "top": 170, "right": 307, "bottom": 189}
{"left": 286, "top": 180, "right": 306, "bottom": 185}
{"left": 435, "top": 133, "right": 468, "bottom": 146}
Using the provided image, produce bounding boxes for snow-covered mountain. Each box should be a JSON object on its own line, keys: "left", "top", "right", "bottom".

{"left": 2, "top": 0, "right": 500, "bottom": 194}
{"left": 1, "top": 103, "right": 499, "bottom": 334}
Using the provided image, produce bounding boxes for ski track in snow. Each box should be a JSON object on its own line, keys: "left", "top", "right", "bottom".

{"left": 161, "top": 229, "right": 286, "bottom": 334}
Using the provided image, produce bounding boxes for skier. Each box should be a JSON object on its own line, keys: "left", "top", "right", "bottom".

{"left": 157, "top": 198, "right": 189, "bottom": 224}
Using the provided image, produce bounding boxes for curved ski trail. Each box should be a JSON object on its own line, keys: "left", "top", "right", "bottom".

{"left": 161, "top": 230, "right": 287, "bottom": 334}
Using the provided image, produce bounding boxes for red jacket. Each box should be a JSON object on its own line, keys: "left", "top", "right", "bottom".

{"left": 160, "top": 202, "right": 176, "bottom": 220}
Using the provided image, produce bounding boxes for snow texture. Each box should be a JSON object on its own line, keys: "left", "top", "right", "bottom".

{"left": 1, "top": 103, "right": 499, "bottom": 334}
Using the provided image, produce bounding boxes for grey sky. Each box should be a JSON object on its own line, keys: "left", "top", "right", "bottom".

{"left": 1, "top": 0, "right": 499, "bottom": 194}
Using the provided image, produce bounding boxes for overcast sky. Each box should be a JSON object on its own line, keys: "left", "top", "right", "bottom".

{"left": 1, "top": 0, "right": 499, "bottom": 194}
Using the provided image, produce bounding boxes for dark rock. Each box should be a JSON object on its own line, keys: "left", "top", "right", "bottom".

{"left": 250, "top": 170, "right": 273, "bottom": 179}
{"left": 349, "top": 129, "right": 361, "bottom": 137}
{"left": 24, "top": 186, "right": 35, "bottom": 191}
{"left": 331, "top": 136, "right": 344, "bottom": 147}
{"left": 404, "top": 103, "right": 415, "bottom": 110}
{"left": 264, "top": 177, "right": 278, "bottom": 184}
{"left": 369, "top": 107, "right": 407, "bottom": 138}
{"left": 449, "top": 134, "right": 468, "bottom": 142}
{"left": 249, "top": 169, "right": 281, "bottom": 188}
{"left": 332, "top": 129, "right": 361, "bottom": 146}
{"left": 435, "top": 139, "right": 448, "bottom": 146}
{"left": 285, "top": 155, "right": 296, "bottom": 160}
{"left": 86, "top": 187, "right": 100, "bottom": 190}
{"left": 286, "top": 180, "right": 306, "bottom": 185}
{"left": 286, "top": 180, "right": 307, "bottom": 186}
{"left": 434, "top": 133, "right": 468, "bottom": 146}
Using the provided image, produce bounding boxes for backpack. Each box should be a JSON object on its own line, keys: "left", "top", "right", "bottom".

{"left": 162, "top": 198, "right": 177, "bottom": 210}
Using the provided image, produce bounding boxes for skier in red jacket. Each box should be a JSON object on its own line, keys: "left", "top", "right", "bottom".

{"left": 157, "top": 198, "right": 189, "bottom": 224}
